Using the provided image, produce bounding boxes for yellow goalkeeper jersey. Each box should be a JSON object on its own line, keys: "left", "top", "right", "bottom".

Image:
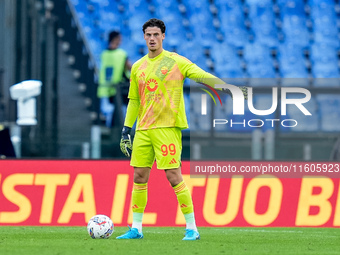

{"left": 128, "top": 50, "right": 219, "bottom": 130}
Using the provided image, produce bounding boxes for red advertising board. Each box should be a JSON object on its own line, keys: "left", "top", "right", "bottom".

{"left": 0, "top": 160, "right": 339, "bottom": 227}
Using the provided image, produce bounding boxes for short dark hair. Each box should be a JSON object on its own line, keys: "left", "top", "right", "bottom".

{"left": 142, "top": 18, "right": 166, "bottom": 34}
{"left": 108, "top": 30, "right": 120, "bottom": 43}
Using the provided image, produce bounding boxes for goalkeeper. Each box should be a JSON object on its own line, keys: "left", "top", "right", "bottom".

{"left": 118, "top": 18, "right": 247, "bottom": 241}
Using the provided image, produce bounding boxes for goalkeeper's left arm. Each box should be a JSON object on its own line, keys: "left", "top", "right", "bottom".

{"left": 120, "top": 99, "right": 139, "bottom": 157}
{"left": 190, "top": 66, "right": 248, "bottom": 99}
{"left": 176, "top": 56, "right": 248, "bottom": 99}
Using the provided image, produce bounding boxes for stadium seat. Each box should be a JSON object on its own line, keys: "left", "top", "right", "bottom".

{"left": 244, "top": 43, "right": 276, "bottom": 83}
{"left": 252, "top": 94, "right": 277, "bottom": 131}
{"left": 277, "top": 44, "right": 309, "bottom": 84}
{"left": 215, "top": 65, "right": 245, "bottom": 78}
{"left": 311, "top": 63, "right": 340, "bottom": 87}
{"left": 310, "top": 43, "right": 338, "bottom": 60}
{"left": 281, "top": 96, "right": 319, "bottom": 132}
{"left": 277, "top": 0, "right": 306, "bottom": 16}
{"left": 210, "top": 42, "right": 245, "bottom": 77}
{"left": 281, "top": 15, "right": 310, "bottom": 47}
{"left": 215, "top": 0, "right": 241, "bottom": 7}
{"left": 177, "top": 40, "right": 209, "bottom": 71}
{"left": 211, "top": 43, "right": 239, "bottom": 65}
{"left": 308, "top": 0, "right": 338, "bottom": 46}
{"left": 277, "top": 0, "right": 309, "bottom": 47}
{"left": 189, "top": 92, "right": 212, "bottom": 131}
{"left": 244, "top": 43, "right": 273, "bottom": 66}
{"left": 95, "top": 10, "right": 123, "bottom": 33}
{"left": 223, "top": 97, "right": 255, "bottom": 133}
{"left": 218, "top": 2, "right": 248, "bottom": 47}
{"left": 312, "top": 63, "right": 340, "bottom": 78}
{"left": 317, "top": 95, "right": 340, "bottom": 131}
{"left": 246, "top": 0, "right": 278, "bottom": 47}
{"left": 184, "top": 0, "right": 211, "bottom": 18}
{"left": 213, "top": 106, "right": 229, "bottom": 132}
{"left": 247, "top": 63, "right": 276, "bottom": 79}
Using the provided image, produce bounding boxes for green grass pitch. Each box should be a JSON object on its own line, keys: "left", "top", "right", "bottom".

{"left": 0, "top": 226, "right": 339, "bottom": 255}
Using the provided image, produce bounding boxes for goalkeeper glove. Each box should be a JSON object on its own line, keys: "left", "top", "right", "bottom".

{"left": 120, "top": 126, "right": 132, "bottom": 157}
{"left": 222, "top": 86, "right": 248, "bottom": 100}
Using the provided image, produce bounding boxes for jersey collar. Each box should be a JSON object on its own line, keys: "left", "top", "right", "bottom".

{"left": 147, "top": 49, "right": 165, "bottom": 61}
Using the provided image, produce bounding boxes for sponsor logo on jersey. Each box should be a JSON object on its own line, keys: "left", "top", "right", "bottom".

{"left": 146, "top": 93, "right": 162, "bottom": 102}
{"left": 146, "top": 78, "right": 158, "bottom": 92}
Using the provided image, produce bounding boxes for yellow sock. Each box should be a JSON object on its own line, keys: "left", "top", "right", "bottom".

{"left": 173, "top": 181, "right": 194, "bottom": 217}
{"left": 173, "top": 181, "right": 197, "bottom": 230}
{"left": 131, "top": 183, "right": 147, "bottom": 232}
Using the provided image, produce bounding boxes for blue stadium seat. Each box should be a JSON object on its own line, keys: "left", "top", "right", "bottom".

{"left": 244, "top": 43, "right": 273, "bottom": 65}
{"left": 213, "top": 105, "right": 229, "bottom": 132}
{"left": 252, "top": 94, "right": 276, "bottom": 131}
{"left": 247, "top": 63, "right": 276, "bottom": 78}
{"left": 310, "top": 43, "right": 338, "bottom": 64}
{"left": 211, "top": 43, "right": 239, "bottom": 65}
{"left": 223, "top": 97, "right": 255, "bottom": 133}
{"left": 190, "top": 14, "right": 216, "bottom": 46}
{"left": 126, "top": 0, "right": 149, "bottom": 13}
{"left": 278, "top": 0, "right": 309, "bottom": 47}
{"left": 310, "top": 43, "right": 337, "bottom": 59}
{"left": 120, "top": 39, "right": 144, "bottom": 64}
{"left": 312, "top": 63, "right": 340, "bottom": 78}
{"left": 311, "top": 58, "right": 340, "bottom": 87}
{"left": 281, "top": 96, "right": 319, "bottom": 132}
{"left": 316, "top": 95, "right": 340, "bottom": 132}
{"left": 96, "top": 10, "right": 123, "bottom": 33}
{"left": 277, "top": 0, "right": 306, "bottom": 16}
{"left": 246, "top": 0, "right": 278, "bottom": 47}
{"left": 128, "top": 12, "right": 152, "bottom": 45}
{"left": 311, "top": 62, "right": 340, "bottom": 87}
{"left": 71, "top": 0, "right": 88, "bottom": 14}
{"left": 177, "top": 40, "right": 209, "bottom": 71}
{"left": 218, "top": 2, "right": 248, "bottom": 47}
{"left": 215, "top": 0, "right": 241, "bottom": 7}
{"left": 184, "top": 0, "right": 211, "bottom": 18}
{"left": 277, "top": 44, "right": 309, "bottom": 82}
{"left": 244, "top": 43, "right": 276, "bottom": 82}
{"left": 189, "top": 92, "right": 212, "bottom": 132}
{"left": 211, "top": 42, "right": 244, "bottom": 77}
{"left": 281, "top": 15, "right": 310, "bottom": 47}
{"left": 308, "top": 0, "right": 338, "bottom": 46}
{"left": 166, "top": 26, "right": 187, "bottom": 48}
{"left": 279, "top": 59, "right": 309, "bottom": 79}
{"left": 308, "top": 0, "right": 337, "bottom": 18}
{"left": 215, "top": 65, "right": 245, "bottom": 78}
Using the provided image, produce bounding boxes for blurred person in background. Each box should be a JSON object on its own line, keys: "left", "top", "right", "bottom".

{"left": 0, "top": 125, "right": 16, "bottom": 158}
{"left": 97, "top": 31, "right": 132, "bottom": 128}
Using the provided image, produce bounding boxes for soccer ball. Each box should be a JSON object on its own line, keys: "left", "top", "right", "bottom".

{"left": 87, "top": 214, "right": 114, "bottom": 239}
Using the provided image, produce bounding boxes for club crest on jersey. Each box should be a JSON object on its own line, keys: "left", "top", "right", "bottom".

{"left": 146, "top": 78, "right": 158, "bottom": 92}
{"left": 161, "top": 66, "right": 168, "bottom": 75}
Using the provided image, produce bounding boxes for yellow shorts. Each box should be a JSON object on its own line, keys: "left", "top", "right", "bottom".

{"left": 130, "top": 127, "right": 182, "bottom": 169}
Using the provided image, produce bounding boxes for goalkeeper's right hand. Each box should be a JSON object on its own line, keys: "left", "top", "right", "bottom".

{"left": 120, "top": 126, "right": 132, "bottom": 157}
{"left": 222, "top": 86, "right": 248, "bottom": 100}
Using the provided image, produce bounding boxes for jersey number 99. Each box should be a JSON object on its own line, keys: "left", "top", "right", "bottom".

{"left": 161, "top": 144, "right": 176, "bottom": 156}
